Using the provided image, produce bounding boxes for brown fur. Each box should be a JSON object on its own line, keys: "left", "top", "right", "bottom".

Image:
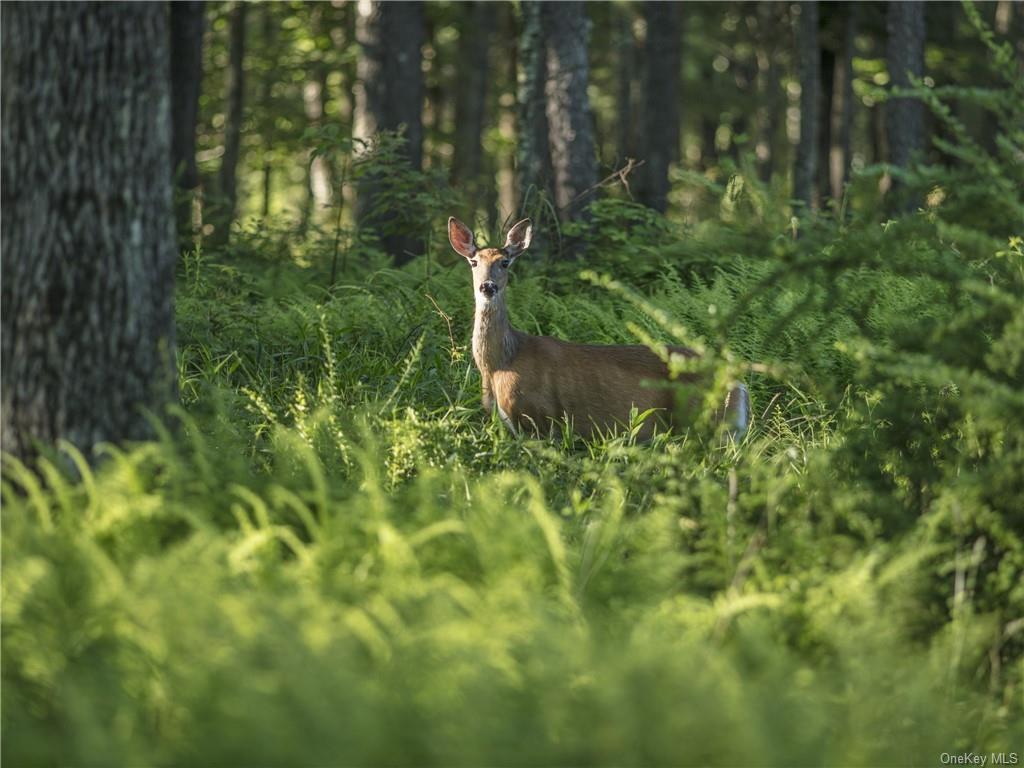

{"left": 490, "top": 334, "right": 700, "bottom": 438}
{"left": 449, "top": 217, "right": 743, "bottom": 439}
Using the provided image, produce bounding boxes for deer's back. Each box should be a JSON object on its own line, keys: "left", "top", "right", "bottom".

{"left": 491, "top": 333, "right": 698, "bottom": 438}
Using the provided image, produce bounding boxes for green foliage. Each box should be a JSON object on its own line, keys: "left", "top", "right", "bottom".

{"left": 894, "top": 0, "right": 1024, "bottom": 238}
{"left": 5, "top": 8, "right": 1024, "bottom": 762}
{"left": 5, "top": 185, "right": 1024, "bottom": 763}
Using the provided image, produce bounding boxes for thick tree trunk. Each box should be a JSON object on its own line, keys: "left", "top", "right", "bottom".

{"left": 542, "top": 1, "right": 597, "bottom": 223}
{"left": 516, "top": 0, "right": 553, "bottom": 215}
{"left": 170, "top": 1, "right": 206, "bottom": 249}
{"left": 886, "top": 0, "right": 926, "bottom": 210}
{"left": 638, "top": 1, "right": 681, "bottom": 213}
{"left": 452, "top": 2, "right": 494, "bottom": 195}
{"left": 794, "top": 1, "right": 820, "bottom": 211}
{"left": 216, "top": 0, "right": 246, "bottom": 244}
{"left": 354, "top": 0, "right": 424, "bottom": 264}
{"left": 1, "top": 2, "right": 176, "bottom": 461}
{"left": 354, "top": 1, "right": 424, "bottom": 170}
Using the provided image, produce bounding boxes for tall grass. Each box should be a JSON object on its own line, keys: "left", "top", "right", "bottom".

{"left": 4, "top": 180, "right": 1022, "bottom": 763}
{"left": 6, "top": 27, "right": 1024, "bottom": 757}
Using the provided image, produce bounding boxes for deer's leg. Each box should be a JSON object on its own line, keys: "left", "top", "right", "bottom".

{"left": 481, "top": 377, "right": 495, "bottom": 412}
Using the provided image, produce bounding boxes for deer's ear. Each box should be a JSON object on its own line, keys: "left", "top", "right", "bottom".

{"left": 504, "top": 218, "right": 532, "bottom": 259}
{"left": 448, "top": 217, "right": 477, "bottom": 260}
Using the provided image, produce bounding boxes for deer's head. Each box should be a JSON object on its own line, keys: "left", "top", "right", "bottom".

{"left": 448, "top": 217, "right": 532, "bottom": 306}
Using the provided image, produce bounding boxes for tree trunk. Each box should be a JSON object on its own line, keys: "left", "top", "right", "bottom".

{"left": 355, "top": 0, "right": 424, "bottom": 171}
{"left": 885, "top": 0, "right": 926, "bottom": 210}
{"left": 756, "top": 2, "right": 783, "bottom": 183}
{"left": 354, "top": 0, "right": 424, "bottom": 264}
{"left": 1, "top": 2, "right": 177, "bottom": 461}
{"left": 817, "top": 46, "right": 836, "bottom": 205}
{"left": 260, "top": 3, "right": 275, "bottom": 220}
{"left": 638, "top": 1, "right": 681, "bottom": 213}
{"left": 794, "top": 1, "right": 820, "bottom": 211}
{"left": 542, "top": 1, "right": 598, "bottom": 223}
{"left": 169, "top": 1, "right": 206, "bottom": 249}
{"left": 452, "top": 2, "right": 494, "bottom": 196}
{"left": 216, "top": 0, "right": 247, "bottom": 244}
{"left": 836, "top": 2, "right": 858, "bottom": 198}
{"left": 299, "top": 5, "right": 334, "bottom": 235}
{"left": 516, "top": 0, "right": 553, "bottom": 216}
{"left": 614, "top": 4, "right": 638, "bottom": 166}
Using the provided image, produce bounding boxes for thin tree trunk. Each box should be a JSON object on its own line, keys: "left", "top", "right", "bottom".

{"left": 701, "top": 66, "right": 719, "bottom": 170}
{"left": 1, "top": 2, "right": 177, "bottom": 461}
{"left": 817, "top": 47, "right": 835, "bottom": 205}
{"left": 885, "top": 0, "right": 925, "bottom": 210}
{"left": 452, "top": 2, "right": 494, "bottom": 196}
{"left": 217, "top": 1, "right": 247, "bottom": 244}
{"left": 756, "top": 2, "right": 782, "bottom": 183}
{"left": 638, "top": 1, "right": 681, "bottom": 213}
{"left": 492, "top": 2, "right": 518, "bottom": 235}
{"left": 836, "top": 2, "right": 858, "bottom": 198}
{"left": 542, "top": 1, "right": 597, "bottom": 224}
{"left": 299, "top": 64, "right": 332, "bottom": 235}
{"left": 794, "top": 1, "right": 820, "bottom": 211}
{"left": 260, "top": 4, "right": 275, "bottom": 220}
{"left": 170, "top": 1, "right": 206, "bottom": 249}
{"left": 614, "top": 4, "right": 637, "bottom": 165}
{"left": 871, "top": 101, "right": 886, "bottom": 166}
{"left": 516, "top": 0, "right": 552, "bottom": 215}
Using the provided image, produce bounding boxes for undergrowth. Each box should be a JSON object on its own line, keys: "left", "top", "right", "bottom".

{"left": 4, "top": 11, "right": 1024, "bottom": 764}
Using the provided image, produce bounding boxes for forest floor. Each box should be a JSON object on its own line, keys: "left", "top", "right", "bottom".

{"left": 4, "top": 192, "right": 1023, "bottom": 764}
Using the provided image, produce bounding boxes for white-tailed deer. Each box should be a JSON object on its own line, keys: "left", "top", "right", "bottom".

{"left": 448, "top": 216, "right": 750, "bottom": 440}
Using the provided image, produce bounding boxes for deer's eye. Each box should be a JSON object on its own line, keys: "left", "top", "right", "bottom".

{"left": 500, "top": 259, "right": 511, "bottom": 268}
{"left": 469, "top": 259, "right": 478, "bottom": 267}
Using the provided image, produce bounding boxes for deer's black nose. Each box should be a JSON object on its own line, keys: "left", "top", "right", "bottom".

{"left": 480, "top": 281, "right": 498, "bottom": 297}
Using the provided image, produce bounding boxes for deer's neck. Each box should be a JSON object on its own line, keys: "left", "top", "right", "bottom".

{"left": 472, "top": 295, "right": 517, "bottom": 373}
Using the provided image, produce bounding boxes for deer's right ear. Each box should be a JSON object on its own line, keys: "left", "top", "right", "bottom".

{"left": 448, "top": 217, "right": 477, "bottom": 260}
{"left": 504, "top": 218, "right": 533, "bottom": 259}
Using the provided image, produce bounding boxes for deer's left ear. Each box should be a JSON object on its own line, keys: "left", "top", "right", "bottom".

{"left": 504, "top": 218, "right": 532, "bottom": 260}
{"left": 448, "top": 217, "right": 477, "bottom": 260}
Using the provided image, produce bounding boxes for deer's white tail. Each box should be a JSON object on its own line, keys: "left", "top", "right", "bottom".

{"left": 726, "top": 383, "right": 750, "bottom": 440}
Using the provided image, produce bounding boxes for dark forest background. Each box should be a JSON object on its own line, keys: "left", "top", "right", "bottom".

{"left": 175, "top": 0, "right": 1021, "bottom": 250}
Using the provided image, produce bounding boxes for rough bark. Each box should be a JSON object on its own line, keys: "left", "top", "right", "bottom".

{"left": 541, "top": 1, "right": 598, "bottom": 223}
{"left": 794, "top": 1, "right": 820, "bottom": 211}
{"left": 354, "top": 0, "right": 425, "bottom": 264}
{"left": 1, "top": 2, "right": 177, "bottom": 461}
{"left": 516, "top": 0, "right": 553, "bottom": 214}
{"left": 215, "top": 0, "right": 247, "bottom": 244}
{"left": 638, "top": 1, "right": 681, "bottom": 213}
{"left": 170, "top": 1, "right": 206, "bottom": 248}
{"left": 886, "top": 0, "right": 926, "bottom": 209}
{"left": 452, "top": 2, "right": 494, "bottom": 193}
